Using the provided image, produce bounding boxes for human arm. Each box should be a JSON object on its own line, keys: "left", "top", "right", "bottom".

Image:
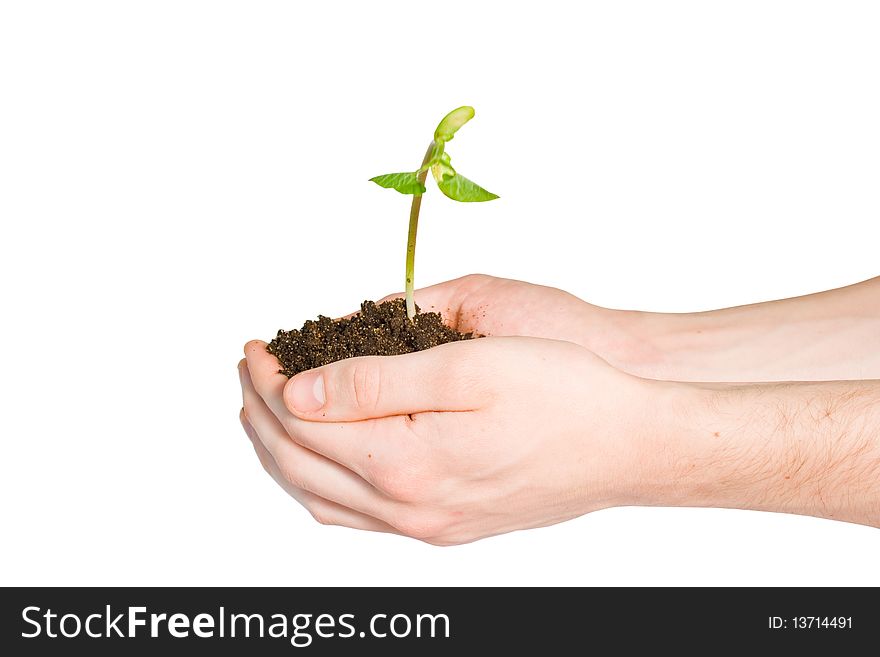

{"left": 650, "top": 378, "right": 880, "bottom": 526}
{"left": 239, "top": 337, "right": 880, "bottom": 544}
{"left": 606, "top": 276, "right": 880, "bottom": 382}
{"left": 395, "top": 274, "right": 880, "bottom": 382}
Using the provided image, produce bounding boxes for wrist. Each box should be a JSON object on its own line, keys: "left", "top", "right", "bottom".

{"left": 609, "top": 377, "right": 706, "bottom": 507}
{"left": 591, "top": 374, "right": 702, "bottom": 508}
{"left": 634, "top": 379, "right": 792, "bottom": 510}
{"left": 612, "top": 377, "right": 760, "bottom": 509}
{"left": 640, "top": 381, "right": 734, "bottom": 508}
{"left": 579, "top": 307, "right": 699, "bottom": 381}
{"left": 585, "top": 307, "right": 771, "bottom": 382}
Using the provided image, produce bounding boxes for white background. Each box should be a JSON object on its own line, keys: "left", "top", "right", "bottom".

{"left": 1, "top": 1, "right": 878, "bottom": 586}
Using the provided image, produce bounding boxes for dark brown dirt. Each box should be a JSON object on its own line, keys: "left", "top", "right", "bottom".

{"left": 267, "top": 298, "right": 475, "bottom": 377}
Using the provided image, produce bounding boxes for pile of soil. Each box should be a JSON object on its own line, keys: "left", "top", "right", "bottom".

{"left": 267, "top": 298, "right": 475, "bottom": 377}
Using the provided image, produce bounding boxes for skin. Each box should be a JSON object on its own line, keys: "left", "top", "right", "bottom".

{"left": 239, "top": 274, "right": 880, "bottom": 544}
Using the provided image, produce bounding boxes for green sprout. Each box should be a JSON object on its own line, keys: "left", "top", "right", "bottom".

{"left": 370, "top": 106, "right": 499, "bottom": 320}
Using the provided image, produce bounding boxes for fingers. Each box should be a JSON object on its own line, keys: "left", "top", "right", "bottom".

{"left": 242, "top": 348, "right": 424, "bottom": 476}
{"left": 239, "top": 356, "right": 461, "bottom": 542}
{"left": 240, "top": 410, "right": 399, "bottom": 535}
{"left": 240, "top": 407, "right": 308, "bottom": 502}
{"left": 284, "top": 412, "right": 425, "bottom": 483}
{"left": 240, "top": 360, "right": 402, "bottom": 522}
{"left": 244, "top": 340, "right": 291, "bottom": 421}
{"left": 283, "top": 339, "right": 490, "bottom": 422}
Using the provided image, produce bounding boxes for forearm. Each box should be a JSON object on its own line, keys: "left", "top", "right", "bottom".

{"left": 594, "top": 276, "right": 880, "bottom": 382}
{"left": 644, "top": 378, "right": 880, "bottom": 527}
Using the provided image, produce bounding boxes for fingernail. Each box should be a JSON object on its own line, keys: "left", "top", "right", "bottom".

{"left": 289, "top": 371, "right": 325, "bottom": 413}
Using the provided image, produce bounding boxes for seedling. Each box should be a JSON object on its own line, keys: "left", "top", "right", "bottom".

{"left": 267, "top": 107, "right": 492, "bottom": 377}
{"left": 370, "top": 106, "right": 499, "bottom": 320}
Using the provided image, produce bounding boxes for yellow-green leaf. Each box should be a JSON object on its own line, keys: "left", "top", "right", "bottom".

{"left": 369, "top": 172, "right": 426, "bottom": 195}
{"left": 430, "top": 151, "right": 456, "bottom": 183}
{"left": 436, "top": 173, "right": 498, "bottom": 202}
{"left": 434, "top": 106, "right": 475, "bottom": 143}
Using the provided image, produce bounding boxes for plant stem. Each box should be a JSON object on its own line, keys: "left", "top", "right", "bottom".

{"left": 405, "top": 141, "right": 436, "bottom": 320}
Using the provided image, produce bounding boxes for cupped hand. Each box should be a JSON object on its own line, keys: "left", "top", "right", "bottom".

{"left": 369, "top": 274, "right": 613, "bottom": 349}
{"left": 240, "top": 335, "right": 662, "bottom": 545}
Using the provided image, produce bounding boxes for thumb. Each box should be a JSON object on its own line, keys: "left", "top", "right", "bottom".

{"left": 283, "top": 340, "right": 488, "bottom": 421}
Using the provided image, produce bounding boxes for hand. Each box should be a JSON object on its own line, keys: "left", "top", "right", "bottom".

{"left": 240, "top": 336, "right": 660, "bottom": 545}
{"left": 368, "top": 273, "right": 613, "bottom": 350}
{"left": 409, "top": 274, "right": 880, "bottom": 383}
{"left": 368, "top": 274, "right": 653, "bottom": 378}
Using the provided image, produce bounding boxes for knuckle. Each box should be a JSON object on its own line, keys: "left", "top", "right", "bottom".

{"left": 252, "top": 447, "right": 273, "bottom": 476}
{"left": 282, "top": 418, "right": 307, "bottom": 447}
{"left": 369, "top": 467, "right": 411, "bottom": 501}
{"left": 254, "top": 448, "right": 272, "bottom": 476}
{"left": 371, "top": 460, "right": 433, "bottom": 503}
{"left": 309, "top": 508, "right": 333, "bottom": 526}
{"left": 422, "top": 536, "right": 460, "bottom": 547}
{"left": 393, "top": 511, "right": 444, "bottom": 541}
{"left": 349, "top": 360, "right": 383, "bottom": 412}
{"left": 278, "top": 460, "right": 307, "bottom": 492}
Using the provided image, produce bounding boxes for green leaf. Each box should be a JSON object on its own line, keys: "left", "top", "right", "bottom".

{"left": 369, "top": 172, "right": 426, "bottom": 196}
{"left": 436, "top": 173, "right": 499, "bottom": 202}
{"left": 434, "top": 106, "right": 475, "bottom": 143}
{"left": 430, "top": 151, "right": 455, "bottom": 182}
